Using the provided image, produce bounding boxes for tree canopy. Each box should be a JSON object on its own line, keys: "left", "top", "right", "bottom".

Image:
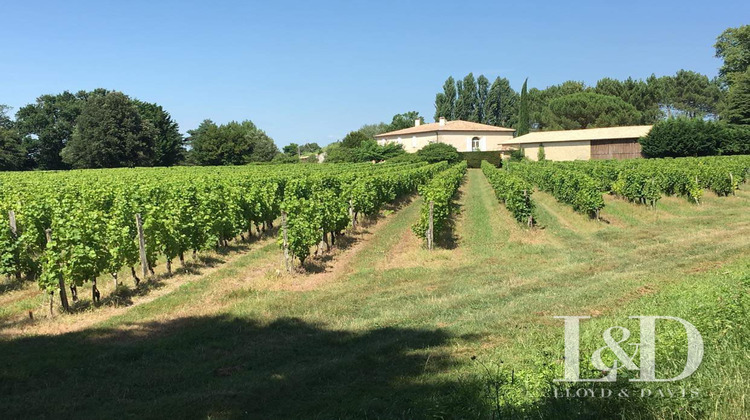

{"left": 715, "top": 25, "right": 750, "bottom": 86}
{"left": 340, "top": 130, "right": 369, "bottom": 149}
{"left": 0, "top": 105, "right": 26, "bottom": 171}
{"left": 134, "top": 100, "right": 185, "bottom": 166}
{"left": 723, "top": 69, "right": 750, "bottom": 125}
{"left": 484, "top": 77, "right": 518, "bottom": 128}
{"left": 389, "top": 111, "right": 424, "bottom": 131}
{"left": 433, "top": 64, "right": 726, "bottom": 133}
{"left": 61, "top": 92, "right": 156, "bottom": 169}
{"left": 715, "top": 25, "right": 750, "bottom": 125}
{"left": 187, "top": 119, "right": 277, "bottom": 166}
{"left": 454, "top": 73, "right": 478, "bottom": 121}
{"left": 15, "top": 90, "right": 106, "bottom": 170}
{"left": 434, "top": 76, "right": 457, "bottom": 121}
{"left": 541, "top": 92, "right": 641, "bottom": 130}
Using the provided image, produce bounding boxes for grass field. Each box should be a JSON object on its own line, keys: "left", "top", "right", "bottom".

{"left": 1, "top": 169, "right": 748, "bottom": 419}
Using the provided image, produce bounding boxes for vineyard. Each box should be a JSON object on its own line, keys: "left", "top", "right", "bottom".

{"left": 1, "top": 156, "right": 749, "bottom": 418}
{"left": 3, "top": 156, "right": 749, "bottom": 314}
{"left": 0, "top": 162, "right": 448, "bottom": 313}
{"left": 488, "top": 155, "right": 750, "bottom": 222}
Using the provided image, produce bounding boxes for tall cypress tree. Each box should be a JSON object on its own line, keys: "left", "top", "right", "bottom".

{"left": 517, "top": 78, "right": 531, "bottom": 136}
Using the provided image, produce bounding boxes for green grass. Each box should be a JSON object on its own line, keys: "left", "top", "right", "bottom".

{"left": 0, "top": 169, "right": 748, "bottom": 419}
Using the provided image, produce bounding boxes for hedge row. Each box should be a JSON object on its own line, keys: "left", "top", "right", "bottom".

{"left": 481, "top": 160, "right": 535, "bottom": 225}
{"left": 639, "top": 119, "right": 750, "bottom": 158}
{"left": 459, "top": 151, "right": 502, "bottom": 168}
{"left": 412, "top": 161, "right": 468, "bottom": 240}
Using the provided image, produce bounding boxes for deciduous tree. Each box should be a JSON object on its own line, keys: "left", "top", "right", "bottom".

{"left": 134, "top": 100, "right": 185, "bottom": 166}
{"left": 341, "top": 130, "right": 369, "bottom": 148}
{"left": 455, "top": 73, "right": 478, "bottom": 121}
{"left": 389, "top": 111, "right": 424, "bottom": 131}
{"left": 715, "top": 25, "right": 750, "bottom": 86}
{"left": 434, "top": 77, "right": 456, "bottom": 121}
{"left": 0, "top": 105, "right": 26, "bottom": 171}
{"left": 723, "top": 69, "right": 750, "bottom": 125}
{"left": 61, "top": 92, "right": 155, "bottom": 168}
{"left": 15, "top": 90, "right": 106, "bottom": 169}
{"left": 476, "top": 75, "right": 490, "bottom": 123}
{"left": 484, "top": 77, "right": 518, "bottom": 127}
{"left": 187, "top": 119, "right": 277, "bottom": 165}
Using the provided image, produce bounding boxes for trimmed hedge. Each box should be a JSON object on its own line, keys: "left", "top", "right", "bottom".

{"left": 639, "top": 119, "right": 750, "bottom": 158}
{"left": 460, "top": 151, "right": 502, "bottom": 168}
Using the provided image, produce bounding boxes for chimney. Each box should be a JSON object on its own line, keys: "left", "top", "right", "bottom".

{"left": 439, "top": 117, "right": 446, "bottom": 126}
{"left": 414, "top": 119, "right": 421, "bottom": 127}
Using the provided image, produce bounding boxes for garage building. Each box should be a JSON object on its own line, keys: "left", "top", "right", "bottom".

{"left": 505, "top": 125, "right": 653, "bottom": 161}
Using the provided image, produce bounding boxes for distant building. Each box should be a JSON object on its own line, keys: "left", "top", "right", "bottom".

{"left": 375, "top": 117, "right": 515, "bottom": 153}
{"left": 505, "top": 125, "right": 653, "bottom": 161}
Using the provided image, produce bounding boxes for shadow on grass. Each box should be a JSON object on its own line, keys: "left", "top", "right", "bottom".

{"left": 0, "top": 313, "right": 671, "bottom": 419}
{"left": 0, "top": 275, "right": 32, "bottom": 295}
{"left": 0, "top": 315, "right": 486, "bottom": 419}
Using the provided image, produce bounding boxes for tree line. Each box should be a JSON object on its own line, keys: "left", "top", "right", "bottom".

{"left": 435, "top": 70, "right": 723, "bottom": 130}
{"left": 0, "top": 90, "right": 281, "bottom": 171}
{"left": 433, "top": 25, "right": 749, "bottom": 134}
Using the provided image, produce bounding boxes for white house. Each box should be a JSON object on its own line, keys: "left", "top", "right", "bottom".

{"left": 375, "top": 117, "right": 516, "bottom": 153}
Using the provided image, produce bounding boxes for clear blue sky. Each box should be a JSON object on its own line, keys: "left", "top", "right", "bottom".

{"left": 1, "top": 0, "right": 747, "bottom": 147}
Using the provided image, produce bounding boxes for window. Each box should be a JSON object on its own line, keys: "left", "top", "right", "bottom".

{"left": 472, "top": 137, "right": 480, "bottom": 151}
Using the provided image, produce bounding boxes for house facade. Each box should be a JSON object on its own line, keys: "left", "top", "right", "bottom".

{"left": 503, "top": 125, "right": 653, "bottom": 161}
{"left": 375, "top": 117, "right": 515, "bottom": 153}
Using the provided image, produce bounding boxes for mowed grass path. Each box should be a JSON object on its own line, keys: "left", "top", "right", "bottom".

{"left": 1, "top": 169, "right": 748, "bottom": 419}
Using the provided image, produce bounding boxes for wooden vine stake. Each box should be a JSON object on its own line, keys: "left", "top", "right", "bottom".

{"left": 8, "top": 210, "right": 21, "bottom": 280}
{"left": 349, "top": 199, "right": 355, "bottom": 229}
{"left": 45, "top": 228, "right": 70, "bottom": 313}
{"left": 524, "top": 190, "right": 533, "bottom": 227}
{"left": 427, "top": 200, "right": 434, "bottom": 250}
{"left": 281, "top": 211, "right": 291, "bottom": 273}
{"left": 135, "top": 214, "right": 148, "bottom": 280}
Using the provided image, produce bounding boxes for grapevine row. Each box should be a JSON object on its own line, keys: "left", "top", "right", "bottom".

{"left": 507, "top": 161, "right": 605, "bottom": 218}
{"left": 0, "top": 162, "right": 440, "bottom": 308}
{"left": 412, "top": 161, "right": 467, "bottom": 246}
{"left": 481, "top": 161, "right": 535, "bottom": 225}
